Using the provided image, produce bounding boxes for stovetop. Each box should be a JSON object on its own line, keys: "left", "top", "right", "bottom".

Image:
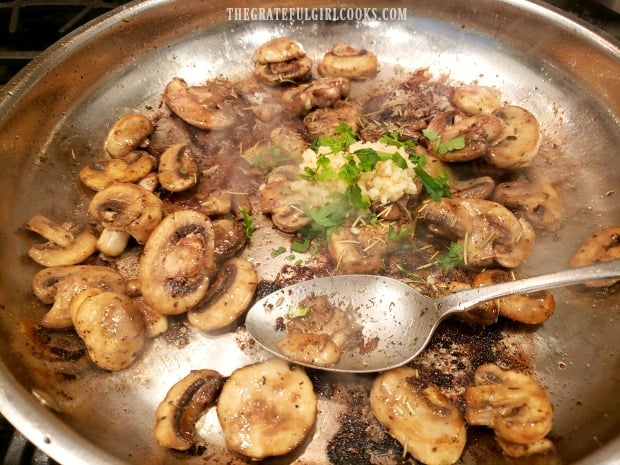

{"left": 0, "top": 1, "right": 617, "bottom": 464}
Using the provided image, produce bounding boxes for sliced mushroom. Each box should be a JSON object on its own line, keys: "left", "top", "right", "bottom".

{"left": 317, "top": 43, "right": 378, "bottom": 80}
{"left": 465, "top": 363, "right": 553, "bottom": 445}
{"left": 280, "top": 77, "right": 351, "bottom": 115}
{"left": 132, "top": 297, "right": 169, "bottom": 338}
{"left": 71, "top": 290, "right": 145, "bottom": 371}
{"left": 451, "top": 84, "right": 502, "bottom": 115}
{"left": 154, "top": 369, "right": 224, "bottom": 451}
{"left": 104, "top": 113, "right": 154, "bottom": 159}
{"left": 328, "top": 223, "right": 401, "bottom": 274}
{"left": 158, "top": 143, "right": 199, "bottom": 192}
{"left": 495, "top": 436, "right": 556, "bottom": 458}
{"left": 485, "top": 105, "right": 541, "bottom": 169}
{"left": 253, "top": 37, "right": 307, "bottom": 64}
{"left": 187, "top": 257, "right": 258, "bottom": 331}
{"left": 212, "top": 218, "right": 247, "bottom": 263}
{"left": 79, "top": 150, "right": 155, "bottom": 191}
{"left": 88, "top": 183, "right": 164, "bottom": 245}
{"left": 418, "top": 198, "right": 535, "bottom": 268}
{"left": 303, "top": 100, "right": 360, "bottom": 139}
{"left": 163, "top": 77, "right": 238, "bottom": 131}
{"left": 217, "top": 358, "right": 317, "bottom": 460}
{"left": 473, "top": 269, "right": 555, "bottom": 324}
{"left": 451, "top": 176, "right": 496, "bottom": 200}
{"left": 138, "top": 209, "right": 216, "bottom": 315}
{"left": 26, "top": 215, "right": 97, "bottom": 267}
{"left": 370, "top": 366, "right": 467, "bottom": 465}
{"left": 443, "top": 281, "right": 499, "bottom": 327}
{"left": 31, "top": 265, "right": 118, "bottom": 304}
{"left": 38, "top": 265, "right": 126, "bottom": 329}
{"left": 425, "top": 111, "right": 502, "bottom": 162}
{"left": 253, "top": 37, "right": 312, "bottom": 85}
{"left": 569, "top": 225, "right": 620, "bottom": 287}
{"left": 269, "top": 127, "right": 309, "bottom": 163}
{"left": 492, "top": 178, "right": 563, "bottom": 229}
{"left": 271, "top": 204, "right": 312, "bottom": 233}
{"left": 276, "top": 333, "right": 341, "bottom": 367}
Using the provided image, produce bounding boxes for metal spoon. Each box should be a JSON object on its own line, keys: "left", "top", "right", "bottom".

{"left": 245, "top": 260, "right": 620, "bottom": 373}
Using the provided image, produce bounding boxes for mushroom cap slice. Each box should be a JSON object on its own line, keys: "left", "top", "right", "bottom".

{"left": 163, "top": 77, "right": 238, "bottom": 131}
{"left": 473, "top": 269, "right": 555, "bottom": 324}
{"left": 253, "top": 37, "right": 307, "bottom": 64}
{"left": 138, "top": 209, "right": 216, "bottom": 315}
{"left": 255, "top": 55, "right": 313, "bottom": 86}
{"left": 451, "top": 85, "right": 502, "bottom": 115}
{"left": 569, "top": 225, "right": 620, "bottom": 287}
{"left": 187, "top": 257, "right": 257, "bottom": 331}
{"left": 317, "top": 43, "right": 379, "bottom": 80}
{"left": 154, "top": 369, "right": 224, "bottom": 451}
{"left": 158, "top": 143, "right": 199, "bottom": 192}
{"left": 39, "top": 266, "right": 126, "bottom": 329}
{"left": 465, "top": 363, "right": 553, "bottom": 445}
{"left": 26, "top": 216, "right": 98, "bottom": 267}
{"left": 485, "top": 105, "right": 541, "bottom": 169}
{"left": 280, "top": 77, "right": 351, "bottom": 115}
{"left": 492, "top": 178, "right": 563, "bottom": 229}
{"left": 370, "top": 366, "right": 466, "bottom": 465}
{"left": 104, "top": 113, "right": 153, "bottom": 159}
{"left": 72, "top": 290, "right": 145, "bottom": 371}
{"left": 79, "top": 150, "right": 155, "bottom": 191}
{"left": 217, "top": 358, "right": 317, "bottom": 460}
{"left": 88, "top": 182, "right": 164, "bottom": 245}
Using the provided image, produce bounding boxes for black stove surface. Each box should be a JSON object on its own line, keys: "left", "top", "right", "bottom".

{"left": 0, "top": 1, "right": 617, "bottom": 464}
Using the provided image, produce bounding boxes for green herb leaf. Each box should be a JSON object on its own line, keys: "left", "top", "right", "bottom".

{"left": 437, "top": 242, "right": 464, "bottom": 269}
{"left": 379, "top": 130, "right": 416, "bottom": 150}
{"left": 413, "top": 166, "right": 451, "bottom": 202}
{"left": 437, "top": 136, "right": 465, "bottom": 155}
{"left": 271, "top": 246, "right": 287, "bottom": 258}
{"left": 291, "top": 238, "right": 312, "bottom": 254}
{"left": 288, "top": 305, "right": 311, "bottom": 319}
{"left": 346, "top": 184, "right": 370, "bottom": 211}
{"left": 422, "top": 129, "right": 440, "bottom": 142}
{"left": 311, "top": 122, "right": 356, "bottom": 153}
{"left": 387, "top": 224, "right": 410, "bottom": 242}
{"left": 240, "top": 208, "right": 256, "bottom": 239}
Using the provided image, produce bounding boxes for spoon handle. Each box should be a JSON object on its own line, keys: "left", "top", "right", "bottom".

{"left": 436, "top": 259, "right": 620, "bottom": 315}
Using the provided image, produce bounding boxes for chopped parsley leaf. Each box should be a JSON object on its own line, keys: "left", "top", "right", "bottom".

{"left": 240, "top": 207, "right": 256, "bottom": 239}
{"left": 437, "top": 242, "right": 464, "bottom": 269}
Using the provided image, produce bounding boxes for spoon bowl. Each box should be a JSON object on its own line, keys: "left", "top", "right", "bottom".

{"left": 244, "top": 260, "right": 620, "bottom": 373}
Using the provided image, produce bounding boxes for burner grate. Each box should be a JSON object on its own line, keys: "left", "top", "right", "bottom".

{"left": 0, "top": 0, "right": 131, "bottom": 84}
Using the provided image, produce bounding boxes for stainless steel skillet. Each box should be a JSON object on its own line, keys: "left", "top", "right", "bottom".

{"left": 0, "top": 0, "right": 618, "bottom": 464}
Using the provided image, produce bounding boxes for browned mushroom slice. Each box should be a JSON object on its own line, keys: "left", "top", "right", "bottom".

{"left": 71, "top": 290, "right": 145, "bottom": 371}
{"left": 451, "top": 84, "right": 502, "bottom": 115}
{"left": 187, "top": 257, "right": 258, "bottom": 331}
{"left": 495, "top": 436, "right": 556, "bottom": 458}
{"left": 154, "top": 369, "right": 224, "bottom": 451}
{"left": 253, "top": 37, "right": 307, "bottom": 64}
{"left": 104, "top": 113, "right": 154, "bottom": 159}
{"left": 569, "top": 225, "right": 620, "bottom": 287}
{"left": 163, "top": 77, "right": 238, "bottom": 131}
{"left": 211, "top": 218, "right": 247, "bottom": 263}
{"left": 370, "top": 366, "right": 467, "bottom": 465}
{"left": 138, "top": 209, "right": 216, "bottom": 315}
{"left": 88, "top": 182, "right": 164, "bottom": 245}
{"left": 451, "top": 176, "right": 496, "bottom": 200}
{"left": 418, "top": 198, "right": 535, "bottom": 268}
{"left": 253, "top": 37, "right": 312, "bottom": 86}
{"left": 485, "top": 105, "right": 541, "bottom": 169}
{"left": 39, "top": 266, "right": 126, "bottom": 329}
{"left": 425, "top": 111, "right": 502, "bottom": 162}
{"left": 280, "top": 77, "right": 351, "bottom": 115}
{"left": 158, "top": 143, "right": 199, "bottom": 192}
{"left": 465, "top": 363, "right": 553, "bottom": 446}
{"left": 132, "top": 297, "right": 169, "bottom": 338}
{"left": 473, "top": 269, "right": 555, "bottom": 324}
{"left": 79, "top": 150, "right": 155, "bottom": 191}
{"left": 217, "top": 358, "right": 317, "bottom": 460}
{"left": 26, "top": 215, "right": 97, "bottom": 267}
{"left": 328, "top": 223, "right": 400, "bottom": 274}
{"left": 276, "top": 333, "right": 341, "bottom": 366}
{"left": 317, "top": 43, "right": 379, "bottom": 80}
{"left": 492, "top": 178, "right": 563, "bottom": 229}
{"left": 303, "top": 101, "right": 360, "bottom": 139}
{"left": 269, "top": 127, "right": 309, "bottom": 162}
